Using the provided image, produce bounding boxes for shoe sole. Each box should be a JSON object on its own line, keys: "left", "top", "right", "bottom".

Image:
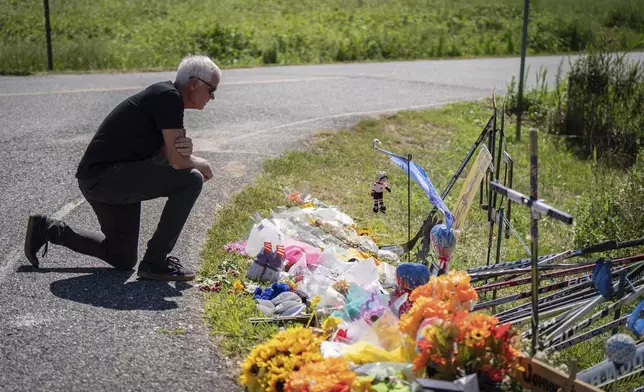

{"left": 136, "top": 271, "right": 195, "bottom": 281}
{"left": 24, "top": 215, "right": 39, "bottom": 267}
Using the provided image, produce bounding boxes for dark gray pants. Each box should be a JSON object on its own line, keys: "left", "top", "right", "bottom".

{"left": 47, "top": 159, "right": 203, "bottom": 270}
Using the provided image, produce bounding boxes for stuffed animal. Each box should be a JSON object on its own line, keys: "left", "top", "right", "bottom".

{"left": 370, "top": 171, "right": 391, "bottom": 213}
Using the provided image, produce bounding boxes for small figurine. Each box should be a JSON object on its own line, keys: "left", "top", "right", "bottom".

{"left": 371, "top": 171, "right": 391, "bottom": 213}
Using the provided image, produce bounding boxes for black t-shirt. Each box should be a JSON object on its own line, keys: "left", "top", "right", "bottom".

{"left": 76, "top": 81, "right": 184, "bottom": 180}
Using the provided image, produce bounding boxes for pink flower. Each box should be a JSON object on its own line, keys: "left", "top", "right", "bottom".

{"left": 224, "top": 241, "right": 248, "bottom": 256}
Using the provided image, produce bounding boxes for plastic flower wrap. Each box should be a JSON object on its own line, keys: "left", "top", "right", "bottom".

{"left": 285, "top": 357, "right": 357, "bottom": 392}
{"left": 414, "top": 313, "right": 523, "bottom": 382}
{"left": 240, "top": 327, "right": 325, "bottom": 392}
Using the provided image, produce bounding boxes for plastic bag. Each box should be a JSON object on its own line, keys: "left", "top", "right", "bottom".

{"left": 245, "top": 218, "right": 285, "bottom": 256}
{"left": 353, "top": 362, "right": 415, "bottom": 381}
{"left": 341, "top": 341, "right": 409, "bottom": 364}
{"left": 337, "top": 258, "right": 381, "bottom": 291}
{"left": 318, "top": 247, "right": 353, "bottom": 277}
{"left": 376, "top": 249, "right": 400, "bottom": 264}
{"left": 370, "top": 309, "right": 406, "bottom": 352}
{"left": 271, "top": 291, "right": 301, "bottom": 305}
{"left": 256, "top": 299, "right": 276, "bottom": 316}
{"left": 377, "top": 261, "right": 397, "bottom": 288}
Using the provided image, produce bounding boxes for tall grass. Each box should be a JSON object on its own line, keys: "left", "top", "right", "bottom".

{"left": 560, "top": 48, "right": 644, "bottom": 165}
{"left": 1, "top": 0, "right": 643, "bottom": 73}
{"left": 574, "top": 150, "right": 644, "bottom": 248}
{"left": 507, "top": 46, "right": 644, "bottom": 166}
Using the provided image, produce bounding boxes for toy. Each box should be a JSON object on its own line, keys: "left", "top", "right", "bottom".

{"left": 606, "top": 333, "right": 637, "bottom": 365}
{"left": 430, "top": 224, "right": 457, "bottom": 274}
{"left": 371, "top": 171, "right": 391, "bottom": 214}
{"left": 246, "top": 241, "right": 285, "bottom": 282}
{"left": 389, "top": 263, "right": 431, "bottom": 315}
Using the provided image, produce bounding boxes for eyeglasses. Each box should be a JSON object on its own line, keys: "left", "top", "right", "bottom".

{"left": 189, "top": 76, "right": 216, "bottom": 94}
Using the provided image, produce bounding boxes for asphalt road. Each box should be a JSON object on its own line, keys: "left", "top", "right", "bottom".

{"left": 0, "top": 53, "right": 642, "bottom": 391}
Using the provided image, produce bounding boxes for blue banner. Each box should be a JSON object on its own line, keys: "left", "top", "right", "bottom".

{"left": 374, "top": 139, "right": 454, "bottom": 229}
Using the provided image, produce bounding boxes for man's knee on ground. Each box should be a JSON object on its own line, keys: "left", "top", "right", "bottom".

{"left": 187, "top": 168, "right": 204, "bottom": 192}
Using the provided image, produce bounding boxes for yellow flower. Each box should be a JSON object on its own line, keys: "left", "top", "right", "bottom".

{"left": 322, "top": 316, "right": 343, "bottom": 333}
{"left": 311, "top": 295, "right": 321, "bottom": 308}
{"left": 353, "top": 376, "right": 375, "bottom": 392}
{"left": 470, "top": 327, "right": 490, "bottom": 340}
{"left": 240, "top": 327, "right": 324, "bottom": 392}
{"left": 232, "top": 279, "right": 245, "bottom": 292}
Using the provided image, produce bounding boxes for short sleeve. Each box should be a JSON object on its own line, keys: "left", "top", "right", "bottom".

{"left": 152, "top": 90, "right": 184, "bottom": 130}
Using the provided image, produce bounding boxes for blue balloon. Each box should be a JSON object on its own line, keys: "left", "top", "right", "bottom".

{"left": 396, "top": 263, "right": 431, "bottom": 291}
{"left": 430, "top": 224, "right": 456, "bottom": 260}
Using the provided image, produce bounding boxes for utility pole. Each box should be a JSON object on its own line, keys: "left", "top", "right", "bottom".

{"left": 43, "top": 0, "right": 53, "bottom": 71}
{"left": 516, "top": 0, "right": 530, "bottom": 141}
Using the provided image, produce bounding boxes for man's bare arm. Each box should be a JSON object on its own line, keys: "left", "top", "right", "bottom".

{"left": 161, "top": 128, "right": 196, "bottom": 169}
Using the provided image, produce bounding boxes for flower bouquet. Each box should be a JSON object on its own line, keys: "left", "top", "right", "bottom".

{"left": 240, "top": 327, "right": 325, "bottom": 392}
{"left": 399, "top": 271, "right": 523, "bottom": 386}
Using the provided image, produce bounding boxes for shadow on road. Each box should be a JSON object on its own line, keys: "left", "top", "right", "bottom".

{"left": 16, "top": 265, "right": 193, "bottom": 311}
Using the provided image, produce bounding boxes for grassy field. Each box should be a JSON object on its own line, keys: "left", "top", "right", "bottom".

{"left": 2, "top": 0, "right": 643, "bottom": 74}
{"left": 198, "top": 98, "right": 642, "bottom": 389}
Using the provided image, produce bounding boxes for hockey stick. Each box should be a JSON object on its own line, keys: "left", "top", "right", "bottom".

{"left": 598, "top": 366, "right": 644, "bottom": 389}
{"left": 500, "top": 298, "right": 593, "bottom": 325}
{"left": 494, "top": 265, "right": 632, "bottom": 318}
{"left": 545, "top": 261, "right": 644, "bottom": 341}
{"left": 476, "top": 264, "right": 594, "bottom": 293}
{"left": 498, "top": 291, "right": 599, "bottom": 324}
{"left": 467, "top": 237, "right": 644, "bottom": 274}
{"left": 521, "top": 307, "right": 580, "bottom": 339}
{"left": 578, "top": 343, "right": 644, "bottom": 387}
{"left": 476, "top": 254, "right": 644, "bottom": 293}
{"left": 547, "top": 315, "right": 629, "bottom": 352}
{"left": 543, "top": 282, "right": 644, "bottom": 349}
{"left": 470, "top": 253, "right": 644, "bottom": 282}
{"left": 473, "top": 277, "right": 590, "bottom": 310}
{"left": 521, "top": 264, "right": 644, "bottom": 339}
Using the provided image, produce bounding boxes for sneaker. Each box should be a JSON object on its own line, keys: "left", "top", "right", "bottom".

{"left": 137, "top": 256, "right": 196, "bottom": 281}
{"left": 24, "top": 214, "right": 50, "bottom": 267}
{"left": 380, "top": 205, "right": 387, "bottom": 214}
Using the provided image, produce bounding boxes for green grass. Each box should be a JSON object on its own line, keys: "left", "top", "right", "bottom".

{"left": 2, "top": 0, "right": 643, "bottom": 73}
{"left": 198, "top": 99, "right": 641, "bottom": 389}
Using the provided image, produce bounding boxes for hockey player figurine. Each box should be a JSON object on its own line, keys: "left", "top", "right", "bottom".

{"left": 371, "top": 171, "right": 391, "bottom": 213}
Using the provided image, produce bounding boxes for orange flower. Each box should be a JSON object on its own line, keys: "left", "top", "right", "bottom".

{"left": 286, "top": 357, "right": 356, "bottom": 392}
{"left": 470, "top": 327, "right": 491, "bottom": 340}
{"left": 493, "top": 322, "right": 512, "bottom": 339}
{"left": 413, "top": 351, "right": 432, "bottom": 371}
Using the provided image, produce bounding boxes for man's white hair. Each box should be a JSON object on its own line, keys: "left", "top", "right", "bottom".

{"left": 175, "top": 55, "right": 221, "bottom": 87}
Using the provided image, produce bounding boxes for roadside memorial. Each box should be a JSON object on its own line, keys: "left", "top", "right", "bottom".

{"left": 200, "top": 91, "right": 644, "bottom": 390}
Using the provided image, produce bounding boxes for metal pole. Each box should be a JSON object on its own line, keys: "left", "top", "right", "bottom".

{"left": 516, "top": 0, "right": 530, "bottom": 141}
{"left": 530, "top": 128, "right": 539, "bottom": 355}
{"left": 408, "top": 153, "right": 412, "bottom": 263}
{"left": 43, "top": 0, "right": 53, "bottom": 70}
